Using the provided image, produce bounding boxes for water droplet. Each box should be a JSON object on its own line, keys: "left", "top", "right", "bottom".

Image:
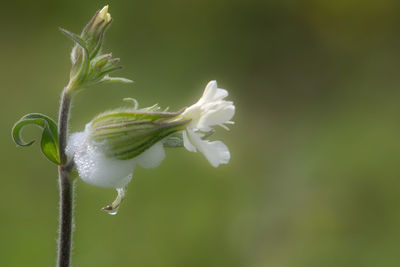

{"left": 105, "top": 207, "right": 119, "bottom": 215}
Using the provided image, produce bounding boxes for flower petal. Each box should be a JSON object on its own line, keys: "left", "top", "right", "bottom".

{"left": 134, "top": 141, "right": 166, "bottom": 169}
{"left": 197, "top": 80, "right": 218, "bottom": 105}
{"left": 187, "top": 129, "right": 230, "bottom": 167}
{"left": 198, "top": 103, "right": 235, "bottom": 128}
{"left": 214, "top": 88, "right": 228, "bottom": 101}
{"left": 183, "top": 130, "right": 197, "bottom": 152}
{"left": 66, "top": 130, "right": 135, "bottom": 188}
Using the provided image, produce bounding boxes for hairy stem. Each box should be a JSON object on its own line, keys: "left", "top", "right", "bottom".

{"left": 58, "top": 92, "right": 72, "bottom": 165}
{"left": 57, "top": 89, "right": 73, "bottom": 267}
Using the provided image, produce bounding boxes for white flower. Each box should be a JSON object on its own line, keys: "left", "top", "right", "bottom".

{"left": 66, "top": 80, "right": 235, "bottom": 213}
{"left": 179, "top": 80, "right": 235, "bottom": 167}
{"left": 66, "top": 80, "right": 234, "bottom": 188}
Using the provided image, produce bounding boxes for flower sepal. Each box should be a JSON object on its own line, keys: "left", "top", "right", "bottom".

{"left": 89, "top": 108, "right": 190, "bottom": 160}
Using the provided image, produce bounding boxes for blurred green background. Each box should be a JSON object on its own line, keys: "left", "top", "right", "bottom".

{"left": 2, "top": 1, "right": 400, "bottom": 266}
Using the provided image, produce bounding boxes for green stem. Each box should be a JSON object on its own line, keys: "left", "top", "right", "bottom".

{"left": 57, "top": 89, "right": 74, "bottom": 267}
{"left": 58, "top": 92, "right": 72, "bottom": 165}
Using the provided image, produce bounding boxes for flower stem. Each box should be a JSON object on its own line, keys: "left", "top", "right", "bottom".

{"left": 57, "top": 89, "right": 73, "bottom": 267}
{"left": 58, "top": 91, "right": 72, "bottom": 165}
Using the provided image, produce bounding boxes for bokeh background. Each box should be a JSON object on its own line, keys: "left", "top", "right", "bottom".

{"left": 1, "top": 1, "right": 400, "bottom": 266}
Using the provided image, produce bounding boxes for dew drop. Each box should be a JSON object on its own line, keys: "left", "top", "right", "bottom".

{"left": 105, "top": 207, "right": 119, "bottom": 216}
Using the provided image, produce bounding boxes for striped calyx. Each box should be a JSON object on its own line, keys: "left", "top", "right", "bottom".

{"left": 88, "top": 109, "right": 190, "bottom": 160}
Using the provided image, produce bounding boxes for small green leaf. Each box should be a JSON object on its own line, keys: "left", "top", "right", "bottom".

{"left": 60, "top": 28, "right": 90, "bottom": 85}
{"left": 102, "top": 76, "right": 133, "bottom": 84}
{"left": 12, "top": 113, "right": 60, "bottom": 165}
{"left": 59, "top": 28, "right": 88, "bottom": 51}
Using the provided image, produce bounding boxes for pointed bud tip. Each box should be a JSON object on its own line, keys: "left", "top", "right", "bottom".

{"left": 99, "top": 5, "right": 109, "bottom": 15}
{"left": 98, "top": 5, "right": 112, "bottom": 23}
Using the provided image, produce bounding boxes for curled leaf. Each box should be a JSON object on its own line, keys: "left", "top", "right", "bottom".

{"left": 12, "top": 113, "right": 60, "bottom": 165}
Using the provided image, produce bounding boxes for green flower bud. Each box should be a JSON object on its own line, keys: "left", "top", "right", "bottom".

{"left": 71, "top": 5, "right": 112, "bottom": 64}
{"left": 60, "top": 5, "right": 132, "bottom": 93}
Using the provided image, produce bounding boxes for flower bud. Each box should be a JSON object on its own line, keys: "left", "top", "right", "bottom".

{"left": 71, "top": 5, "right": 112, "bottom": 64}
{"left": 91, "top": 5, "right": 112, "bottom": 32}
{"left": 60, "top": 5, "right": 132, "bottom": 93}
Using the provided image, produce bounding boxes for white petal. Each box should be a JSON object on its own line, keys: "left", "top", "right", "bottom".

{"left": 203, "top": 141, "right": 230, "bottom": 167}
{"left": 197, "top": 80, "right": 218, "bottom": 105}
{"left": 201, "top": 81, "right": 228, "bottom": 102}
{"left": 179, "top": 80, "right": 235, "bottom": 130}
{"left": 183, "top": 130, "right": 197, "bottom": 152}
{"left": 214, "top": 88, "right": 228, "bottom": 100}
{"left": 66, "top": 130, "right": 135, "bottom": 188}
{"left": 134, "top": 141, "right": 166, "bottom": 169}
{"left": 187, "top": 130, "right": 230, "bottom": 167}
{"left": 198, "top": 103, "right": 235, "bottom": 128}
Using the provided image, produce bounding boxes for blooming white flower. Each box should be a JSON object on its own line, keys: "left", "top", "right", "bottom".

{"left": 178, "top": 80, "right": 235, "bottom": 167}
{"left": 66, "top": 80, "right": 234, "bottom": 212}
